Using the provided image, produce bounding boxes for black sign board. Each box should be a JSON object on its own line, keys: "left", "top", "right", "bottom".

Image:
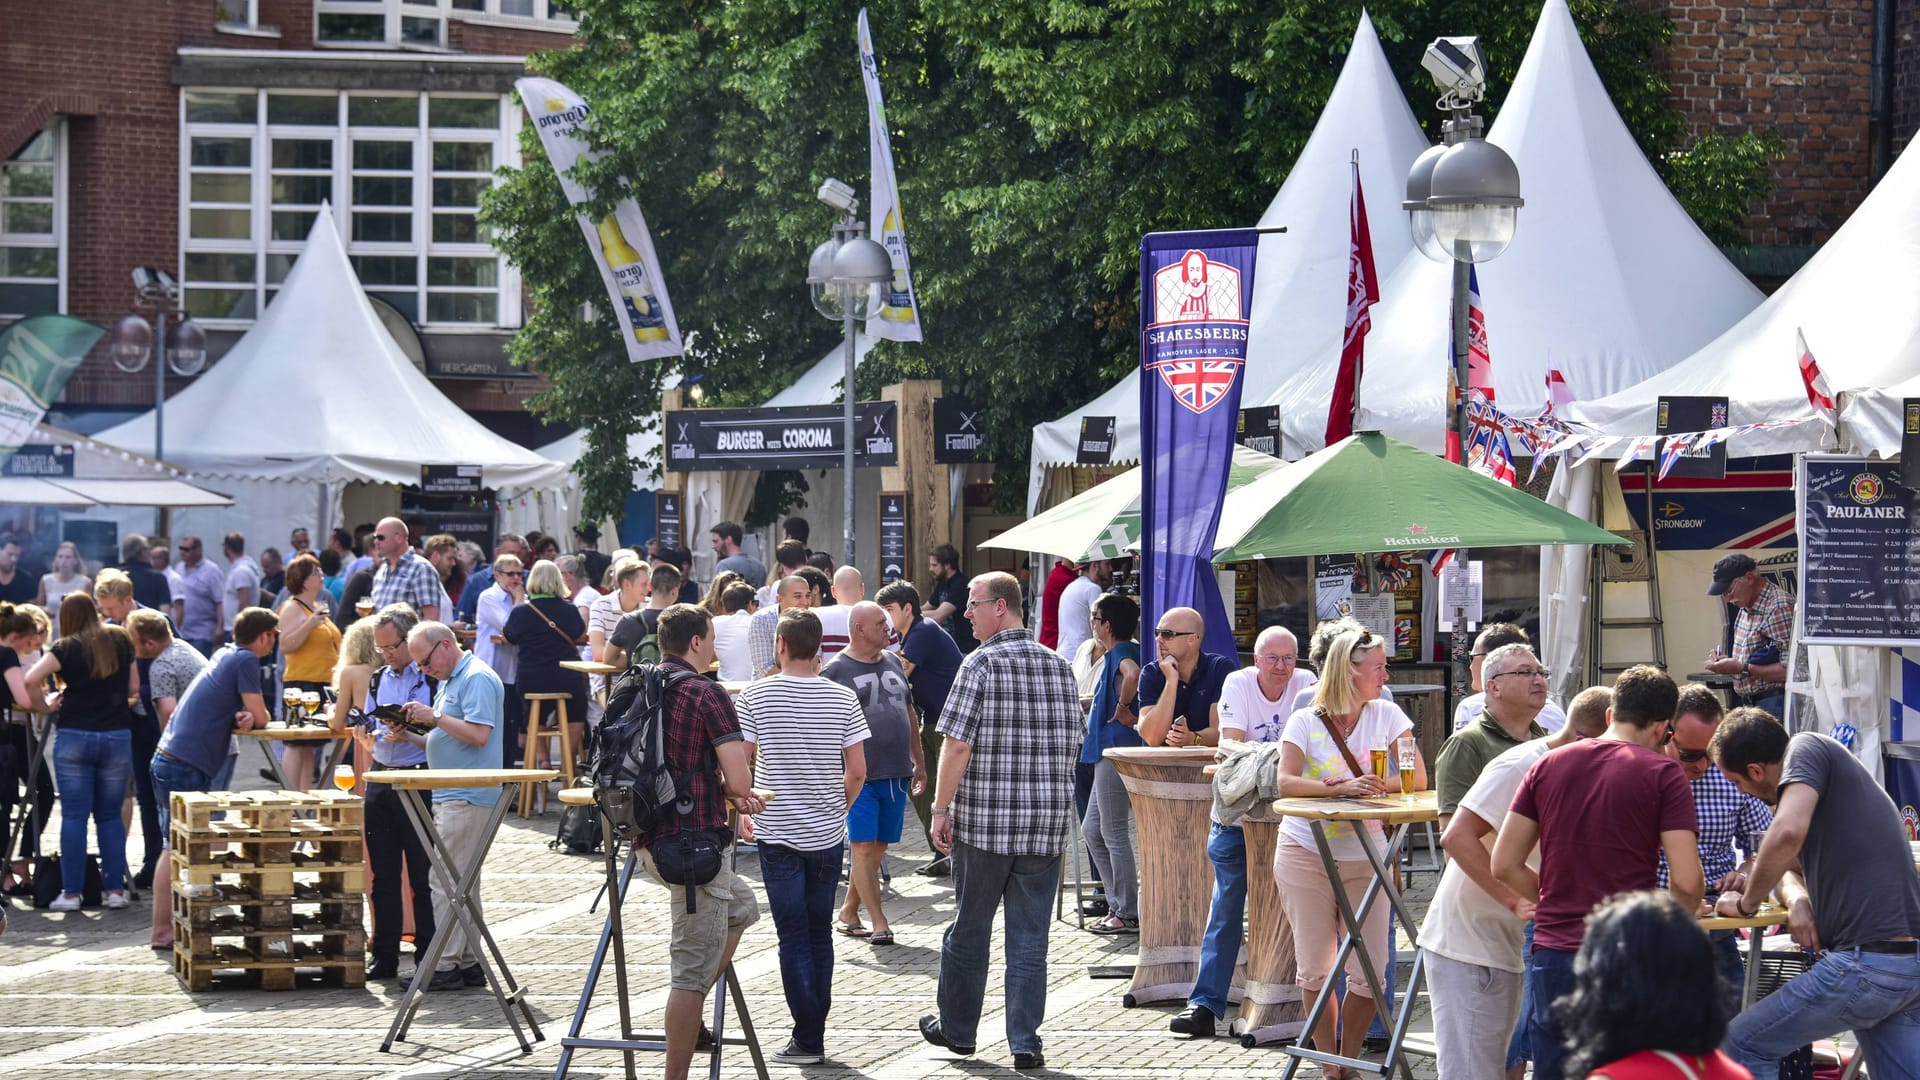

{"left": 1800, "top": 456, "right": 1920, "bottom": 646}
{"left": 878, "top": 492, "right": 908, "bottom": 584}
{"left": 407, "top": 509, "right": 495, "bottom": 551}
{"left": 1076, "top": 416, "right": 1117, "bottom": 465}
{"left": 664, "top": 402, "right": 898, "bottom": 472}
{"left": 4, "top": 444, "right": 74, "bottom": 478}
{"left": 1237, "top": 406, "right": 1279, "bottom": 456}
{"left": 1903, "top": 398, "right": 1920, "bottom": 491}
{"left": 933, "top": 397, "right": 986, "bottom": 464}
{"left": 419, "top": 464, "right": 483, "bottom": 495}
{"left": 655, "top": 492, "right": 682, "bottom": 551}
{"left": 1655, "top": 395, "right": 1729, "bottom": 480}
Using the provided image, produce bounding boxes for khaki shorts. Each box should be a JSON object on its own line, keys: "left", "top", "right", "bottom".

{"left": 638, "top": 846, "right": 760, "bottom": 992}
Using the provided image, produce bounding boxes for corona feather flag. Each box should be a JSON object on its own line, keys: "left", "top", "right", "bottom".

{"left": 857, "top": 10, "right": 923, "bottom": 342}
{"left": 515, "top": 77, "right": 683, "bottom": 362}
{"left": 0, "top": 314, "right": 101, "bottom": 452}
{"left": 1139, "top": 230, "right": 1258, "bottom": 660}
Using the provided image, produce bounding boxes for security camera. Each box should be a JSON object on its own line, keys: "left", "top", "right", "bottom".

{"left": 130, "top": 266, "right": 180, "bottom": 300}
{"left": 816, "top": 177, "right": 859, "bottom": 214}
{"left": 1422, "top": 35, "right": 1488, "bottom": 102}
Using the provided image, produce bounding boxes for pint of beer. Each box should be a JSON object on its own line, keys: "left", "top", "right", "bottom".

{"left": 355, "top": 596, "right": 375, "bottom": 617}
{"left": 1397, "top": 738, "right": 1418, "bottom": 801}
{"left": 1369, "top": 747, "right": 1389, "bottom": 779}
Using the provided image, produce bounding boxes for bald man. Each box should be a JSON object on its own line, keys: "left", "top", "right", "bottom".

{"left": 368, "top": 518, "right": 440, "bottom": 622}
{"left": 815, "top": 567, "right": 865, "bottom": 660}
{"left": 1137, "top": 607, "right": 1236, "bottom": 748}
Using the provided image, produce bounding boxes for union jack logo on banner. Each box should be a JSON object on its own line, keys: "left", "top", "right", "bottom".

{"left": 1150, "top": 358, "right": 1244, "bottom": 414}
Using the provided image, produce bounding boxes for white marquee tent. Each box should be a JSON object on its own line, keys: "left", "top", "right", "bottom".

{"left": 93, "top": 207, "right": 566, "bottom": 543}
{"left": 1025, "top": 10, "right": 1429, "bottom": 513}
{"left": 1265, "top": 0, "right": 1764, "bottom": 455}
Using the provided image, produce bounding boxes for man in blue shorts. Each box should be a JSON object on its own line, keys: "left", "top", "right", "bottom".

{"left": 824, "top": 601, "right": 925, "bottom": 945}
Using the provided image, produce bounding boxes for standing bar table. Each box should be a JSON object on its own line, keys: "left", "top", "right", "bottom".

{"left": 236, "top": 725, "right": 354, "bottom": 789}
{"left": 365, "top": 767, "right": 557, "bottom": 1055}
{"left": 1699, "top": 904, "right": 1788, "bottom": 1009}
{"left": 1104, "top": 747, "right": 1238, "bottom": 1007}
{"left": 1235, "top": 801, "right": 1307, "bottom": 1046}
{"left": 1269, "top": 789, "right": 1438, "bottom": 1080}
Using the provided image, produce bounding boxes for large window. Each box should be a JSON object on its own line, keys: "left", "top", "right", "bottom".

{"left": 314, "top": 0, "right": 575, "bottom": 47}
{"left": 181, "top": 89, "right": 519, "bottom": 329}
{"left": 0, "top": 125, "right": 62, "bottom": 318}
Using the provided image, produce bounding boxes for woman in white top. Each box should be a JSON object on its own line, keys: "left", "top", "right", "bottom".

{"left": 35, "top": 542, "right": 91, "bottom": 612}
{"left": 1274, "top": 626, "right": 1428, "bottom": 1076}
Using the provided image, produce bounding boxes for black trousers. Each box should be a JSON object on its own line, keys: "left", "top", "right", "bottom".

{"left": 365, "top": 778, "right": 436, "bottom": 964}
{"left": 130, "top": 718, "right": 162, "bottom": 877}
{"left": 3, "top": 723, "right": 54, "bottom": 861}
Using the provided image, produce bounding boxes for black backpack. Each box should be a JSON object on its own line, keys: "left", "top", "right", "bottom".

{"left": 588, "top": 662, "right": 697, "bottom": 842}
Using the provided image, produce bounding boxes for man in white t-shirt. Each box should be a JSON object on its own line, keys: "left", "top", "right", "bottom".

{"left": 733, "top": 610, "right": 869, "bottom": 1065}
{"left": 711, "top": 582, "right": 758, "bottom": 682}
{"left": 1450, "top": 622, "right": 1568, "bottom": 734}
{"left": 220, "top": 532, "right": 261, "bottom": 639}
{"left": 813, "top": 567, "right": 864, "bottom": 660}
{"left": 1053, "top": 559, "right": 1109, "bottom": 661}
{"left": 1171, "top": 625, "right": 1315, "bottom": 1037}
{"left": 1423, "top": 686, "right": 1609, "bottom": 1079}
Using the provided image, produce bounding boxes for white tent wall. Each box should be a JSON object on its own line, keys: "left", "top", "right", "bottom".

{"left": 774, "top": 464, "right": 884, "bottom": 584}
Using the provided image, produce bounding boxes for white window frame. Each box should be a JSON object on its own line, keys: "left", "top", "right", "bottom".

{"left": 0, "top": 120, "right": 66, "bottom": 319}
{"left": 314, "top": 0, "right": 574, "bottom": 47}
{"left": 179, "top": 88, "right": 520, "bottom": 332}
{"left": 214, "top": 0, "right": 258, "bottom": 29}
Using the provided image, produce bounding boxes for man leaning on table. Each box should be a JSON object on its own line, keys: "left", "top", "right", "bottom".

{"left": 395, "top": 621, "right": 504, "bottom": 994}
{"left": 1710, "top": 709, "right": 1920, "bottom": 1078}
{"left": 1136, "top": 606, "right": 1235, "bottom": 748}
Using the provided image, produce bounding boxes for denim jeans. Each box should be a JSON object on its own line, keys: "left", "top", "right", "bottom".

{"left": 938, "top": 841, "right": 1061, "bottom": 1055}
{"left": 1506, "top": 920, "right": 1536, "bottom": 1068}
{"left": 1527, "top": 946, "right": 1580, "bottom": 1080}
{"left": 150, "top": 753, "right": 216, "bottom": 838}
{"left": 759, "top": 841, "right": 844, "bottom": 1052}
{"left": 52, "top": 728, "right": 133, "bottom": 894}
{"left": 1189, "top": 822, "right": 1247, "bottom": 1017}
{"left": 1711, "top": 929, "right": 1747, "bottom": 1016}
{"left": 130, "top": 718, "right": 162, "bottom": 877}
{"left": 1724, "top": 947, "right": 1920, "bottom": 1079}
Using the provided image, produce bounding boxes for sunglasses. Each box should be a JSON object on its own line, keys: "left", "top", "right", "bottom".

{"left": 1154, "top": 628, "right": 1196, "bottom": 640}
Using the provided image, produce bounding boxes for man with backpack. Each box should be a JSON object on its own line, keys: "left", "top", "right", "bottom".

{"left": 363, "top": 607, "right": 437, "bottom": 981}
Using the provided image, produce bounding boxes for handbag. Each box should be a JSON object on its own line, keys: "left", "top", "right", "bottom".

{"left": 648, "top": 827, "right": 729, "bottom": 912}
{"left": 33, "top": 852, "right": 104, "bottom": 909}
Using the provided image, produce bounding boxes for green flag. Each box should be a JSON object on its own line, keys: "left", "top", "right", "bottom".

{"left": 0, "top": 314, "right": 101, "bottom": 451}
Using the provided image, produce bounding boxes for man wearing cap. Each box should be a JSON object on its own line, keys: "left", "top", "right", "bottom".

{"left": 1703, "top": 553, "right": 1792, "bottom": 719}
{"left": 574, "top": 525, "right": 611, "bottom": 590}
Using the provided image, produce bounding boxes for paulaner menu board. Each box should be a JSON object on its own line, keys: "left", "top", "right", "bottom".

{"left": 1799, "top": 455, "right": 1920, "bottom": 647}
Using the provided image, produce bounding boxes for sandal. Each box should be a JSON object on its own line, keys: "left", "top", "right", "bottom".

{"left": 868, "top": 929, "right": 895, "bottom": 946}
{"left": 1087, "top": 914, "right": 1139, "bottom": 935}
{"left": 833, "top": 919, "right": 870, "bottom": 938}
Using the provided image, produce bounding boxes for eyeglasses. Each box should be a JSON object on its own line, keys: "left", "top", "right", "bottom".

{"left": 965, "top": 597, "right": 1002, "bottom": 610}
{"left": 1154, "top": 628, "right": 1196, "bottom": 640}
{"left": 499, "top": 570, "right": 523, "bottom": 578}
{"left": 1489, "top": 667, "right": 1551, "bottom": 683}
{"left": 1255, "top": 653, "right": 1297, "bottom": 667}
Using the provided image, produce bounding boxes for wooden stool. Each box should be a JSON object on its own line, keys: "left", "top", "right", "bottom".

{"left": 520, "top": 693, "right": 576, "bottom": 817}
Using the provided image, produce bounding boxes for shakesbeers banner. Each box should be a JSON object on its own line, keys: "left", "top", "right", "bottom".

{"left": 0, "top": 314, "right": 101, "bottom": 453}
{"left": 1139, "top": 230, "right": 1258, "bottom": 661}
{"left": 516, "top": 77, "right": 683, "bottom": 362}
{"left": 856, "top": 10, "right": 923, "bottom": 342}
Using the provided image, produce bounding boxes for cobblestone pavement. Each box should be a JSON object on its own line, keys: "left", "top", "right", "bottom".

{"left": 1, "top": 750, "right": 1453, "bottom": 1080}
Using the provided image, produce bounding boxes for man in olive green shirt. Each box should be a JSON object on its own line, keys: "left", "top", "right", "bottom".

{"left": 1435, "top": 644, "right": 1549, "bottom": 824}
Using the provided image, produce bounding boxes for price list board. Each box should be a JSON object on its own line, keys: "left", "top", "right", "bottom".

{"left": 1799, "top": 455, "right": 1920, "bottom": 647}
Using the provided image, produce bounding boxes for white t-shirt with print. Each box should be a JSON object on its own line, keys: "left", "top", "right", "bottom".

{"left": 1219, "top": 668, "right": 1319, "bottom": 745}
{"left": 1421, "top": 738, "right": 1553, "bottom": 972}
{"left": 1277, "top": 699, "right": 1414, "bottom": 861}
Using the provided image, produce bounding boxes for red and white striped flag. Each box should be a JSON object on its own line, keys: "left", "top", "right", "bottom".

{"left": 1467, "top": 266, "right": 1492, "bottom": 401}
{"left": 1326, "top": 159, "right": 1378, "bottom": 445}
{"left": 1797, "top": 328, "right": 1836, "bottom": 427}
{"left": 1542, "top": 368, "right": 1572, "bottom": 417}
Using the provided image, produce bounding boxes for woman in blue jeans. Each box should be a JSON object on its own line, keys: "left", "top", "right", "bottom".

{"left": 24, "top": 594, "right": 138, "bottom": 912}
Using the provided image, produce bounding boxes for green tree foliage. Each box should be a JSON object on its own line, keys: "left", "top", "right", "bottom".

{"left": 484, "top": 0, "right": 1780, "bottom": 521}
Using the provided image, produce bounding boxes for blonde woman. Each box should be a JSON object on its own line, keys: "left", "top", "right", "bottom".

{"left": 330, "top": 616, "right": 381, "bottom": 792}
{"left": 36, "top": 541, "right": 91, "bottom": 611}
{"left": 1274, "top": 627, "right": 1428, "bottom": 1077}
{"left": 701, "top": 570, "right": 745, "bottom": 616}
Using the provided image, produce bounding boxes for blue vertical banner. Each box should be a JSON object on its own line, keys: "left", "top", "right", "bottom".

{"left": 1139, "top": 230, "right": 1260, "bottom": 660}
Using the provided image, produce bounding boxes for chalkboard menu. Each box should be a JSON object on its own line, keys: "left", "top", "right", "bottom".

{"left": 1800, "top": 455, "right": 1920, "bottom": 646}
{"left": 655, "top": 492, "right": 682, "bottom": 551}
{"left": 877, "top": 492, "right": 907, "bottom": 584}
{"left": 1076, "top": 416, "right": 1116, "bottom": 465}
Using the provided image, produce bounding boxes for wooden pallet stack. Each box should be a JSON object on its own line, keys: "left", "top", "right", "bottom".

{"left": 170, "top": 789, "right": 368, "bottom": 992}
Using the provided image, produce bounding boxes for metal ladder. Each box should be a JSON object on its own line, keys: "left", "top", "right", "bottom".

{"left": 1588, "top": 468, "right": 1667, "bottom": 684}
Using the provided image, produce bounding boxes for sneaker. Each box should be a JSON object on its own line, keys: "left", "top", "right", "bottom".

{"left": 915, "top": 856, "right": 951, "bottom": 877}
{"left": 1013, "top": 1052, "right": 1046, "bottom": 1071}
{"left": 365, "top": 958, "right": 400, "bottom": 980}
{"left": 103, "top": 890, "right": 129, "bottom": 910}
{"left": 772, "top": 1040, "right": 824, "bottom": 1065}
{"left": 400, "top": 967, "right": 467, "bottom": 994}
{"left": 49, "top": 893, "right": 82, "bottom": 912}
{"left": 918, "top": 1015, "right": 975, "bottom": 1056}
{"left": 460, "top": 963, "right": 488, "bottom": 988}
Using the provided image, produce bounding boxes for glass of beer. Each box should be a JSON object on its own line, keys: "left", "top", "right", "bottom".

{"left": 1397, "top": 737, "right": 1418, "bottom": 801}
{"left": 332, "top": 764, "right": 356, "bottom": 792}
{"left": 1369, "top": 746, "right": 1389, "bottom": 780}
{"left": 283, "top": 687, "right": 303, "bottom": 721}
{"left": 355, "top": 596, "right": 375, "bottom": 618}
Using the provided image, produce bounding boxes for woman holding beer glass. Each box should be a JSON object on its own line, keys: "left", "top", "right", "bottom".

{"left": 1274, "top": 627, "right": 1428, "bottom": 1076}
{"left": 327, "top": 619, "right": 381, "bottom": 793}
{"left": 276, "top": 554, "right": 341, "bottom": 791}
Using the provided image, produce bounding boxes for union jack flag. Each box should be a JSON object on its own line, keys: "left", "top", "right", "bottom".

{"left": 1657, "top": 432, "right": 1695, "bottom": 481}
{"left": 1151, "top": 358, "right": 1243, "bottom": 414}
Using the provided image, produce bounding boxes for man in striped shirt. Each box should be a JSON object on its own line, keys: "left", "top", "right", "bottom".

{"left": 735, "top": 610, "right": 869, "bottom": 1066}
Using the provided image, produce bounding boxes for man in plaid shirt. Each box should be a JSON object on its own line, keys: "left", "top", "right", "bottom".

{"left": 1658, "top": 683, "right": 1774, "bottom": 1011}
{"left": 369, "top": 517, "right": 443, "bottom": 622}
{"left": 1703, "top": 553, "right": 1792, "bottom": 717}
{"left": 919, "top": 571, "right": 1080, "bottom": 1072}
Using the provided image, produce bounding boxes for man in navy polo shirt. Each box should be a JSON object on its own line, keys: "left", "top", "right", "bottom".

{"left": 1136, "top": 606, "right": 1236, "bottom": 748}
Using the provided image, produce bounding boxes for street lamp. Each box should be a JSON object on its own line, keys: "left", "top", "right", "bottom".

{"left": 805, "top": 177, "right": 893, "bottom": 573}
{"left": 108, "top": 267, "right": 208, "bottom": 464}
{"left": 1405, "top": 34, "right": 1522, "bottom": 701}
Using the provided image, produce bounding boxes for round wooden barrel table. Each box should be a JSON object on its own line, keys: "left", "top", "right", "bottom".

{"left": 1235, "top": 801, "right": 1306, "bottom": 1046}
{"left": 1104, "top": 746, "right": 1241, "bottom": 1007}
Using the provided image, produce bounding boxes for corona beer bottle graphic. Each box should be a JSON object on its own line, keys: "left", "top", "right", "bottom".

{"left": 878, "top": 209, "right": 915, "bottom": 323}
{"left": 595, "top": 215, "right": 669, "bottom": 342}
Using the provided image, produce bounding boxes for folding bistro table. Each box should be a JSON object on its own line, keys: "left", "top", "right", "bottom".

{"left": 365, "top": 767, "right": 557, "bottom": 1054}
{"left": 1268, "top": 789, "right": 1438, "bottom": 1080}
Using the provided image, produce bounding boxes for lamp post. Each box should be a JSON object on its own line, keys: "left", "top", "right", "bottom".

{"left": 1404, "top": 35, "right": 1522, "bottom": 701}
{"left": 109, "top": 268, "right": 208, "bottom": 534}
{"left": 806, "top": 178, "right": 893, "bottom": 574}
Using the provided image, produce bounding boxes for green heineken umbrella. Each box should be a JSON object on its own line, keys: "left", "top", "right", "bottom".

{"left": 982, "top": 445, "right": 1287, "bottom": 563}
{"left": 1210, "top": 432, "right": 1627, "bottom": 562}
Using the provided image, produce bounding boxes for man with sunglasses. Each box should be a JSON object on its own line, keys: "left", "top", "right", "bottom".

{"left": 1435, "top": 644, "right": 1550, "bottom": 828}
{"left": 1656, "top": 683, "right": 1772, "bottom": 1011}
{"left": 1137, "top": 607, "right": 1235, "bottom": 749}
{"left": 369, "top": 517, "right": 441, "bottom": 623}
{"left": 174, "top": 535, "right": 226, "bottom": 655}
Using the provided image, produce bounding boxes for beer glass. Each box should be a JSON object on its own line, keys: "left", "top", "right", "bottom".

{"left": 331, "top": 765, "right": 356, "bottom": 792}
{"left": 1369, "top": 746, "right": 1389, "bottom": 780}
{"left": 1398, "top": 737, "right": 1417, "bottom": 801}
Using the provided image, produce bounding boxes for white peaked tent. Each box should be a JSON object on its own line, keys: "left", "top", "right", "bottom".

{"left": 1025, "top": 10, "right": 1429, "bottom": 514}
{"left": 1268, "top": 0, "right": 1764, "bottom": 454}
{"left": 1574, "top": 136, "right": 1920, "bottom": 457}
{"left": 94, "top": 207, "right": 566, "bottom": 540}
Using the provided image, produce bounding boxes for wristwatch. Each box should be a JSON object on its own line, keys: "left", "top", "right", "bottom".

{"left": 932, "top": 806, "right": 950, "bottom": 817}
